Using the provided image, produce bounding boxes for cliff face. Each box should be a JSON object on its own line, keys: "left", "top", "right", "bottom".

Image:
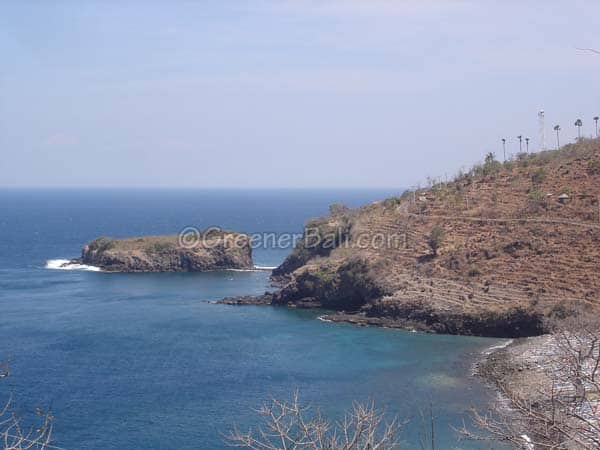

{"left": 80, "top": 230, "right": 252, "bottom": 272}
{"left": 247, "top": 140, "right": 600, "bottom": 337}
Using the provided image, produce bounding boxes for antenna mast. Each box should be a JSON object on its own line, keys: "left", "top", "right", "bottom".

{"left": 538, "top": 109, "right": 546, "bottom": 152}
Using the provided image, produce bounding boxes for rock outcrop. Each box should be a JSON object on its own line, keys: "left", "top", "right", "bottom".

{"left": 77, "top": 229, "right": 253, "bottom": 272}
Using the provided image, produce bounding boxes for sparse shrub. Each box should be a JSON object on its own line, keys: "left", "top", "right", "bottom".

{"left": 490, "top": 190, "right": 498, "bottom": 204}
{"left": 471, "top": 164, "right": 484, "bottom": 177}
{"left": 383, "top": 197, "right": 401, "bottom": 208}
{"left": 516, "top": 152, "right": 530, "bottom": 167}
{"left": 560, "top": 187, "right": 573, "bottom": 196}
{"left": 531, "top": 167, "right": 546, "bottom": 185}
{"left": 468, "top": 266, "right": 481, "bottom": 277}
{"left": 463, "top": 171, "right": 474, "bottom": 185}
{"left": 147, "top": 241, "right": 173, "bottom": 253}
{"left": 587, "top": 159, "right": 600, "bottom": 174}
{"left": 88, "top": 236, "right": 115, "bottom": 252}
{"left": 483, "top": 152, "right": 501, "bottom": 176}
{"left": 399, "top": 190, "right": 413, "bottom": 201}
{"left": 527, "top": 189, "right": 545, "bottom": 201}
{"left": 503, "top": 159, "right": 515, "bottom": 171}
{"left": 329, "top": 203, "right": 350, "bottom": 216}
{"left": 530, "top": 151, "right": 554, "bottom": 166}
{"left": 527, "top": 189, "right": 548, "bottom": 209}
{"left": 313, "top": 268, "right": 334, "bottom": 282}
{"left": 426, "top": 226, "right": 445, "bottom": 256}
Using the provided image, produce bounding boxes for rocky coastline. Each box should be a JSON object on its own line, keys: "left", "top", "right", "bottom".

{"left": 219, "top": 140, "right": 600, "bottom": 339}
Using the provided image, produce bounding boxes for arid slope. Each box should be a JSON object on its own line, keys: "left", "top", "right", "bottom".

{"left": 225, "top": 139, "right": 600, "bottom": 337}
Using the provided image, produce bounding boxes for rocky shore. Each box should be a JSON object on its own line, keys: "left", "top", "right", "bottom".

{"left": 477, "top": 335, "right": 551, "bottom": 402}
{"left": 74, "top": 229, "right": 253, "bottom": 272}
{"left": 476, "top": 328, "right": 600, "bottom": 448}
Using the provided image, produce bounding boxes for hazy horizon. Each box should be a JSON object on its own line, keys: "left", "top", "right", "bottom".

{"left": 2, "top": 1, "right": 599, "bottom": 188}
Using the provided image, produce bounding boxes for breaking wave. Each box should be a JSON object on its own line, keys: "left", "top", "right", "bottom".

{"left": 45, "top": 259, "right": 102, "bottom": 272}
{"left": 224, "top": 265, "right": 276, "bottom": 273}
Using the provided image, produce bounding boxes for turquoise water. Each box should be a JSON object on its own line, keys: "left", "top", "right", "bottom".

{"left": 0, "top": 189, "right": 502, "bottom": 449}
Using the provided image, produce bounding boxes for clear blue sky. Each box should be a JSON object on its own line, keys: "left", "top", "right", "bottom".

{"left": 1, "top": 0, "right": 599, "bottom": 188}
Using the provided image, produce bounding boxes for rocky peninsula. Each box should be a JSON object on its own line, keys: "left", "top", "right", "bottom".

{"left": 73, "top": 229, "right": 253, "bottom": 272}
{"left": 220, "top": 139, "right": 600, "bottom": 338}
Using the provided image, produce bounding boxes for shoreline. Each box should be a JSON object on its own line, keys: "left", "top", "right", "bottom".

{"left": 45, "top": 258, "right": 275, "bottom": 273}
{"left": 217, "top": 295, "right": 548, "bottom": 338}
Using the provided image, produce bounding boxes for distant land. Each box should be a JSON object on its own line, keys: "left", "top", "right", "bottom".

{"left": 70, "top": 230, "right": 253, "bottom": 272}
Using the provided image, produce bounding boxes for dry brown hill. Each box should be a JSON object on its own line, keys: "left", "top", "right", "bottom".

{"left": 225, "top": 139, "right": 600, "bottom": 337}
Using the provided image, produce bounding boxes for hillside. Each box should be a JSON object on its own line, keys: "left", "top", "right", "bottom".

{"left": 76, "top": 229, "right": 253, "bottom": 272}
{"left": 223, "top": 139, "right": 600, "bottom": 337}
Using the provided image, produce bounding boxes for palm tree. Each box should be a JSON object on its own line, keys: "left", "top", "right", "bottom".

{"left": 501, "top": 138, "right": 506, "bottom": 161}
{"left": 594, "top": 116, "right": 599, "bottom": 137}
{"left": 574, "top": 119, "right": 583, "bottom": 140}
{"left": 525, "top": 137, "right": 530, "bottom": 153}
{"left": 554, "top": 125, "right": 561, "bottom": 149}
{"left": 517, "top": 135, "right": 523, "bottom": 153}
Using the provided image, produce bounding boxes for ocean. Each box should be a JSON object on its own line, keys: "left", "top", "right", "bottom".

{"left": 0, "top": 189, "right": 503, "bottom": 449}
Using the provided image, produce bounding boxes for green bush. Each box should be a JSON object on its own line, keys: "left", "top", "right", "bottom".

{"left": 527, "top": 189, "right": 548, "bottom": 209}
{"left": 468, "top": 266, "right": 481, "bottom": 277}
{"left": 147, "top": 241, "right": 173, "bottom": 253}
{"left": 483, "top": 152, "right": 501, "bottom": 176}
{"left": 383, "top": 197, "right": 401, "bottom": 208}
{"left": 427, "top": 226, "right": 445, "bottom": 256}
{"left": 399, "top": 190, "right": 413, "bottom": 201}
{"left": 88, "top": 237, "right": 115, "bottom": 252}
{"left": 313, "top": 268, "right": 334, "bottom": 282}
{"left": 587, "top": 159, "right": 600, "bottom": 174}
{"left": 329, "top": 203, "right": 350, "bottom": 216}
{"left": 531, "top": 168, "right": 546, "bottom": 184}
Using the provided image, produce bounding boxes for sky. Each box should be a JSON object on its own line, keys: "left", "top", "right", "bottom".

{"left": 1, "top": 0, "right": 599, "bottom": 188}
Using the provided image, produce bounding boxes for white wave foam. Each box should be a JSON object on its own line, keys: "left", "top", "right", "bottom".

{"left": 224, "top": 265, "right": 276, "bottom": 272}
{"left": 253, "top": 265, "right": 276, "bottom": 271}
{"left": 45, "top": 259, "right": 102, "bottom": 272}
{"left": 317, "top": 315, "right": 333, "bottom": 323}
{"left": 482, "top": 339, "right": 513, "bottom": 355}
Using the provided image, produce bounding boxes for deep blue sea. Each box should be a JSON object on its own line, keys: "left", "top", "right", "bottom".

{"left": 0, "top": 189, "right": 503, "bottom": 449}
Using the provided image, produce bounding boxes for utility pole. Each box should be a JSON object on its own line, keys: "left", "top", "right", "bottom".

{"left": 554, "top": 125, "right": 561, "bottom": 149}
{"left": 525, "top": 137, "right": 530, "bottom": 153}
{"left": 594, "top": 116, "right": 599, "bottom": 137}
{"left": 517, "top": 135, "right": 523, "bottom": 153}
{"left": 501, "top": 138, "right": 506, "bottom": 161}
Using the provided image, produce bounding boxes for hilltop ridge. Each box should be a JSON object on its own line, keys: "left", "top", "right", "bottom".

{"left": 222, "top": 139, "right": 600, "bottom": 337}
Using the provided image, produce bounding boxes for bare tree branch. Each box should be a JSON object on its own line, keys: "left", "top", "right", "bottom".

{"left": 1, "top": 361, "right": 60, "bottom": 450}
{"left": 226, "top": 392, "right": 401, "bottom": 450}
{"left": 460, "top": 314, "right": 600, "bottom": 449}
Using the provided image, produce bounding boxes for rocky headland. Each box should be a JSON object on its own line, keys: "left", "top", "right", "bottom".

{"left": 219, "top": 139, "right": 600, "bottom": 338}
{"left": 73, "top": 229, "right": 253, "bottom": 272}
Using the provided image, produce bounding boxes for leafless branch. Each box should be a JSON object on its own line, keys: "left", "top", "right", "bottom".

{"left": 460, "top": 314, "right": 600, "bottom": 449}
{"left": 226, "top": 391, "right": 401, "bottom": 450}
{"left": 1, "top": 361, "right": 60, "bottom": 450}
